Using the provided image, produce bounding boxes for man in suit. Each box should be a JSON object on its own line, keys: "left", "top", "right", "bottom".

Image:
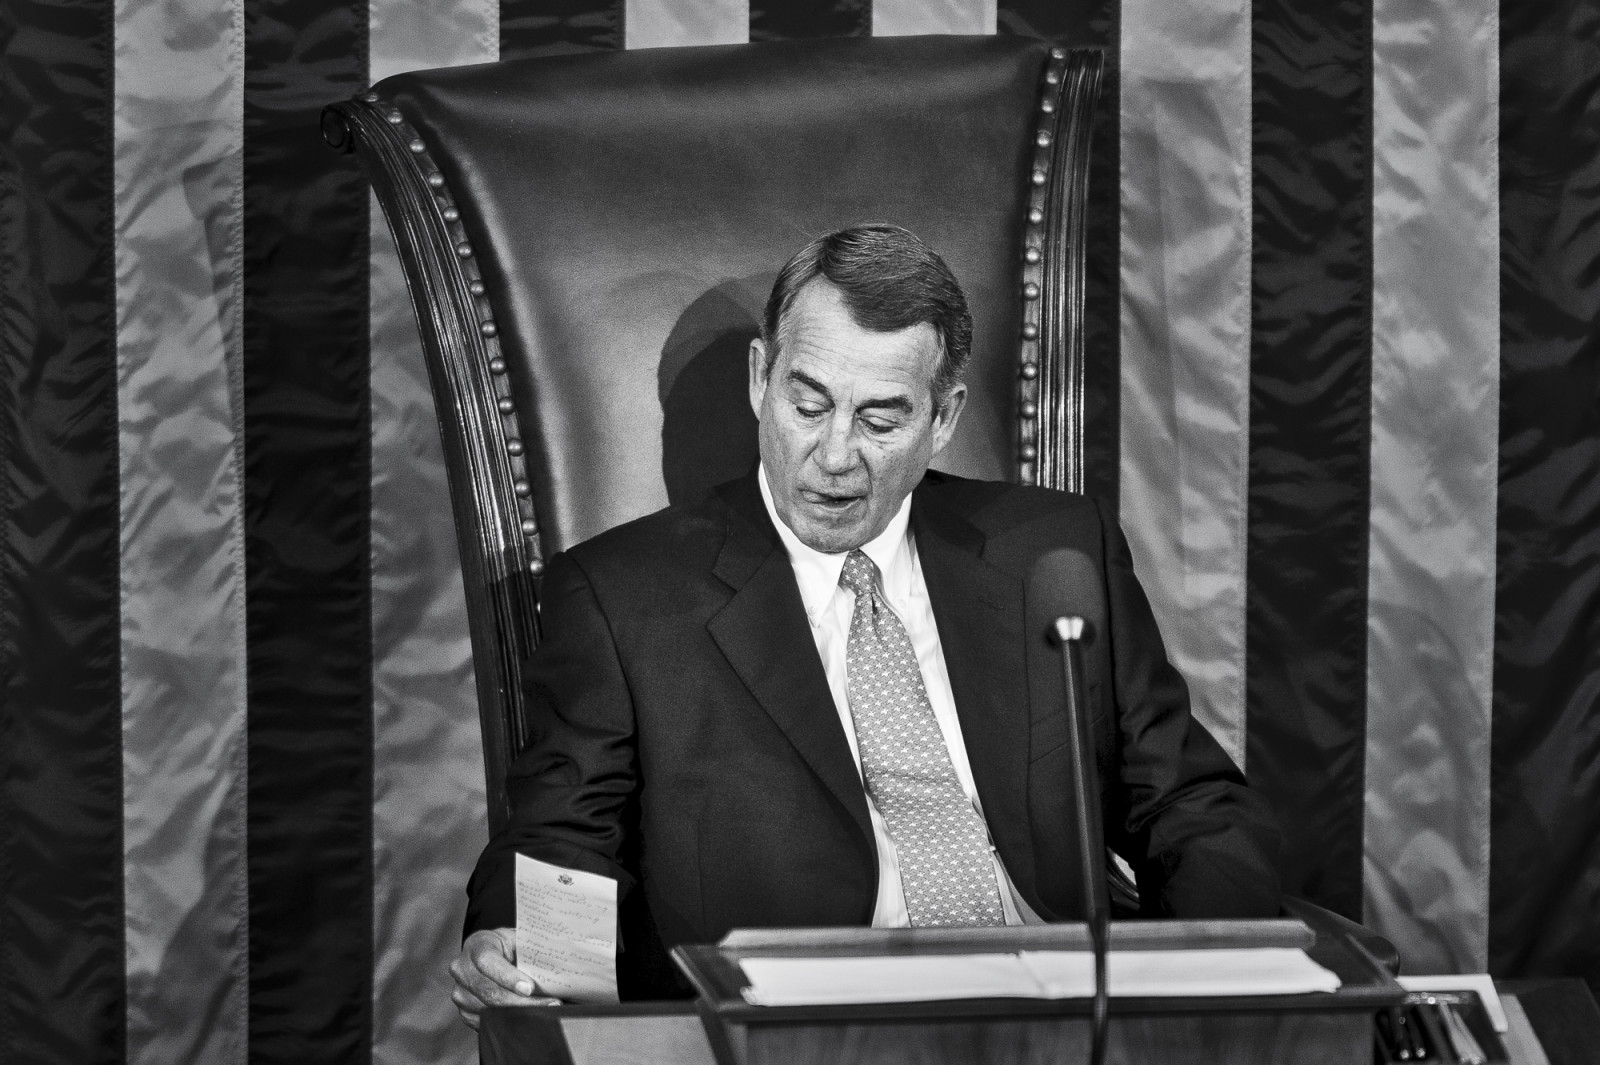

{"left": 450, "top": 224, "right": 1280, "bottom": 1023}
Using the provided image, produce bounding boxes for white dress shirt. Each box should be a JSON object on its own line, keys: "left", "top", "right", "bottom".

{"left": 758, "top": 465, "right": 1040, "bottom": 926}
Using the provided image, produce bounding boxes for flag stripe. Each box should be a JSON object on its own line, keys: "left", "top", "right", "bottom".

{"left": 501, "top": 0, "right": 623, "bottom": 59}
{"left": 0, "top": 1, "right": 125, "bottom": 1061}
{"left": 1245, "top": 0, "right": 1373, "bottom": 920}
{"left": 750, "top": 0, "right": 869, "bottom": 41}
{"left": 242, "top": 0, "right": 373, "bottom": 1057}
{"left": 1492, "top": 0, "right": 1600, "bottom": 991}
{"left": 873, "top": 0, "right": 994, "bottom": 36}
{"left": 1117, "top": 0, "right": 1253, "bottom": 771}
{"left": 367, "top": 2, "right": 497, "bottom": 1063}
{"left": 625, "top": 0, "right": 748, "bottom": 47}
{"left": 1363, "top": 0, "right": 1498, "bottom": 974}
{"left": 996, "top": 0, "right": 1106, "bottom": 42}
{"left": 114, "top": 0, "right": 249, "bottom": 1060}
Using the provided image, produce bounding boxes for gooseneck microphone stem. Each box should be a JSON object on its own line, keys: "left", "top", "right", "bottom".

{"left": 1052, "top": 616, "right": 1109, "bottom": 1065}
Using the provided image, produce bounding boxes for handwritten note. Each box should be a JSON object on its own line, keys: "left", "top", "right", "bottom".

{"left": 514, "top": 854, "right": 619, "bottom": 1003}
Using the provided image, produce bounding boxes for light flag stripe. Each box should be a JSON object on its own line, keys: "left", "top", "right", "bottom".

{"left": 1117, "top": 0, "right": 1254, "bottom": 770}
{"left": 873, "top": 0, "right": 995, "bottom": 36}
{"left": 626, "top": 0, "right": 749, "bottom": 48}
{"left": 368, "top": 2, "right": 497, "bottom": 1063}
{"left": 114, "top": 0, "right": 248, "bottom": 1061}
{"left": 1363, "top": 0, "right": 1499, "bottom": 973}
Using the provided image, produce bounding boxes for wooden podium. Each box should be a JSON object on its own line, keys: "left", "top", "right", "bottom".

{"left": 480, "top": 911, "right": 1403, "bottom": 1065}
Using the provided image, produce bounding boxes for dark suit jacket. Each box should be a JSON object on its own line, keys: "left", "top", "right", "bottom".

{"left": 466, "top": 471, "right": 1281, "bottom": 998}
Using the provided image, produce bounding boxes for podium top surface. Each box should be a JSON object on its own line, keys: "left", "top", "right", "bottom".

{"left": 672, "top": 917, "right": 1405, "bottom": 1024}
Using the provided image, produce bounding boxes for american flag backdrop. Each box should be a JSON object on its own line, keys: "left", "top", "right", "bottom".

{"left": 2, "top": 0, "right": 1596, "bottom": 1062}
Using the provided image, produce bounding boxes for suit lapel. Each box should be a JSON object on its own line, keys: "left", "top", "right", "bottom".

{"left": 912, "top": 486, "right": 1037, "bottom": 904}
{"left": 705, "top": 477, "right": 874, "bottom": 848}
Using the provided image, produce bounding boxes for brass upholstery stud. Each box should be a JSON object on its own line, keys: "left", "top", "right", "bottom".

{"left": 468, "top": 280, "right": 486, "bottom": 297}
{"left": 408, "top": 138, "right": 425, "bottom": 153}
{"left": 514, "top": 480, "right": 531, "bottom": 497}
{"left": 442, "top": 206, "right": 460, "bottom": 222}
{"left": 1031, "top": 170, "right": 1047, "bottom": 187}
{"left": 362, "top": 92, "right": 379, "bottom": 103}
{"left": 1021, "top": 444, "right": 1038, "bottom": 461}
{"left": 489, "top": 358, "right": 506, "bottom": 374}
{"left": 1041, "top": 99, "right": 1056, "bottom": 114}
{"left": 427, "top": 172, "right": 445, "bottom": 189}
{"left": 1022, "top": 322, "right": 1040, "bottom": 340}
{"left": 480, "top": 321, "right": 497, "bottom": 338}
{"left": 507, "top": 439, "right": 524, "bottom": 456}
{"left": 1046, "top": 70, "right": 1061, "bottom": 86}
{"left": 530, "top": 558, "right": 546, "bottom": 575}
{"left": 1025, "top": 247, "right": 1041, "bottom": 264}
{"left": 456, "top": 241, "right": 472, "bottom": 258}
{"left": 386, "top": 111, "right": 403, "bottom": 125}
{"left": 1022, "top": 400, "right": 1039, "bottom": 418}
{"left": 1023, "top": 282, "right": 1041, "bottom": 300}
{"left": 1028, "top": 207, "right": 1045, "bottom": 225}
{"left": 1036, "top": 131, "right": 1052, "bottom": 148}
{"left": 521, "top": 519, "right": 538, "bottom": 536}
{"left": 1022, "top": 362, "right": 1040, "bottom": 380}
{"left": 498, "top": 397, "right": 515, "bottom": 414}
{"left": 1051, "top": 47, "right": 1067, "bottom": 59}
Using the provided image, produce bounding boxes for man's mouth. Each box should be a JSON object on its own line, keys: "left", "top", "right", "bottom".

{"left": 800, "top": 489, "right": 863, "bottom": 511}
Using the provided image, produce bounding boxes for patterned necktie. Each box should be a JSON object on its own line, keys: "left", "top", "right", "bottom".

{"left": 838, "top": 549, "right": 1006, "bottom": 927}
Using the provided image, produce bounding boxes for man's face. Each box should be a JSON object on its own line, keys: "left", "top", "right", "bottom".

{"left": 749, "top": 280, "right": 966, "bottom": 554}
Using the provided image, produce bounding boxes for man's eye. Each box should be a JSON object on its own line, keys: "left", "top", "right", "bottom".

{"left": 862, "top": 419, "right": 898, "bottom": 435}
{"left": 796, "top": 405, "right": 825, "bottom": 419}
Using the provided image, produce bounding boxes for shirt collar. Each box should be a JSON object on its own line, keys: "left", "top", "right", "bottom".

{"left": 758, "top": 463, "right": 916, "bottom": 620}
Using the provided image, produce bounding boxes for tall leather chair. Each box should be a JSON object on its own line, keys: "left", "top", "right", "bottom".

{"left": 324, "top": 35, "right": 1102, "bottom": 835}
{"left": 323, "top": 35, "right": 1402, "bottom": 974}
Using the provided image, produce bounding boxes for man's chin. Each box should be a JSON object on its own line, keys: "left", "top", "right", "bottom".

{"left": 790, "top": 505, "right": 874, "bottom": 555}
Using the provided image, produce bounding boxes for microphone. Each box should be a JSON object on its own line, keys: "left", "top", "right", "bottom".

{"left": 1049, "top": 610, "right": 1110, "bottom": 1065}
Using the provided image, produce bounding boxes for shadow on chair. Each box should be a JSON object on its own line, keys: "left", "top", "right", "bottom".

{"left": 658, "top": 278, "right": 766, "bottom": 509}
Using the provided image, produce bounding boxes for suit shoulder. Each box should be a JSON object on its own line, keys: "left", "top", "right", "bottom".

{"left": 922, "top": 470, "right": 1106, "bottom": 533}
{"left": 560, "top": 494, "right": 728, "bottom": 580}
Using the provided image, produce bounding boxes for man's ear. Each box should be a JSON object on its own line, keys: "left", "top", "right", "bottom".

{"left": 748, "top": 338, "right": 769, "bottom": 418}
{"left": 930, "top": 381, "right": 968, "bottom": 456}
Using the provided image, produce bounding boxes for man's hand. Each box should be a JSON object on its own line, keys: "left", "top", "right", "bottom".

{"left": 449, "top": 928, "right": 562, "bottom": 1029}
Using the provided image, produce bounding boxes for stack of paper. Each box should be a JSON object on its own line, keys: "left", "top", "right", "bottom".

{"left": 739, "top": 948, "right": 1341, "bottom": 1007}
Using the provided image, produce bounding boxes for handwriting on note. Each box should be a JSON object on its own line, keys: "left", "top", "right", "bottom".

{"left": 514, "top": 854, "right": 619, "bottom": 1003}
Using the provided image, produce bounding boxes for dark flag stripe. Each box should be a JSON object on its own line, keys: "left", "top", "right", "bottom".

{"left": 0, "top": 0, "right": 124, "bottom": 1062}
{"left": 1246, "top": 0, "right": 1373, "bottom": 919}
{"left": 1493, "top": 0, "right": 1600, "bottom": 994}
{"left": 501, "top": 0, "right": 624, "bottom": 60}
{"left": 750, "top": 0, "right": 869, "bottom": 41}
{"left": 243, "top": 0, "right": 373, "bottom": 1059}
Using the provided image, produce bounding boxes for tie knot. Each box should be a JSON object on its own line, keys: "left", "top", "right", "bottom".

{"left": 838, "top": 549, "right": 879, "bottom": 599}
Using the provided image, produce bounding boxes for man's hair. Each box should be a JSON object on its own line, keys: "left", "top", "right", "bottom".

{"left": 760, "top": 223, "right": 973, "bottom": 412}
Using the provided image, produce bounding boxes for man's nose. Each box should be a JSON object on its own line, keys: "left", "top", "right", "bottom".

{"left": 814, "top": 415, "right": 860, "bottom": 474}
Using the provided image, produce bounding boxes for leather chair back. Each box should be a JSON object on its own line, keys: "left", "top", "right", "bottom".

{"left": 326, "top": 35, "right": 1102, "bottom": 831}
